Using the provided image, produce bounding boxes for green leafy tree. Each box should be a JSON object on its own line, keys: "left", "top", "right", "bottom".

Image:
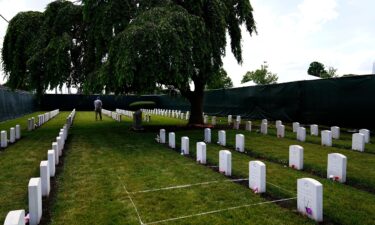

{"left": 206, "top": 68, "right": 233, "bottom": 89}
{"left": 307, "top": 61, "right": 326, "bottom": 77}
{"left": 2, "top": 0, "right": 257, "bottom": 125}
{"left": 241, "top": 63, "right": 278, "bottom": 85}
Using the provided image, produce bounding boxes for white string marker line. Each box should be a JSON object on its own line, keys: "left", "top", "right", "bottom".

{"left": 266, "top": 182, "right": 296, "bottom": 195}
{"left": 143, "top": 197, "right": 297, "bottom": 225}
{"left": 117, "top": 176, "right": 145, "bottom": 225}
{"left": 130, "top": 178, "right": 248, "bottom": 194}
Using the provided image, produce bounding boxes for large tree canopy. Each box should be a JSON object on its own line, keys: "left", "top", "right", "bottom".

{"left": 2, "top": 0, "right": 256, "bottom": 124}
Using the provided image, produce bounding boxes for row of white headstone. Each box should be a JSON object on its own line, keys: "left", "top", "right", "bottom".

{"left": 28, "top": 109, "right": 60, "bottom": 131}
{"left": 116, "top": 109, "right": 133, "bottom": 118}
{"left": 102, "top": 109, "right": 122, "bottom": 122}
{"left": 4, "top": 109, "right": 75, "bottom": 225}
{"left": 143, "top": 108, "right": 190, "bottom": 121}
{"left": 1, "top": 125, "right": 21, "bottom": 149}
{"left": 157, "top": 128, "right": 324, "bottom": 222}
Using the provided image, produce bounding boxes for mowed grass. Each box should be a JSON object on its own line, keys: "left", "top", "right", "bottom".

{"left": 0, "top": 112, "right": 70, "bottom": 222}
{"left": 171, "top": 130, "right": 375, "bottom": 225}
{"left": 0, "top": 111, "right": 46, "bottom": 134}
{"left": 50, "top": 112, "right": 314, "bottom": 225}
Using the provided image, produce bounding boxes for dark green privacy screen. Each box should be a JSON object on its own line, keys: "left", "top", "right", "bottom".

{"left": 0, "top": 86, "right": 35, "bottom": 122}
{"left": 40, "top": 75, "right": 375, "bottom": 128}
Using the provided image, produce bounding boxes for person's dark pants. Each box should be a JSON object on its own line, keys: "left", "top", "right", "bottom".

{"left": 95, "top": 109, "right": 102, "bottom": 121}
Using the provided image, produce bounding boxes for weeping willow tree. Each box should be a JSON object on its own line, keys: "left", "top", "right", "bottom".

{"left": 1, "top": 0, "right": 84, "bottom": 97}
{"left": 2, "top": 0, "right": 256, "bottom": 124}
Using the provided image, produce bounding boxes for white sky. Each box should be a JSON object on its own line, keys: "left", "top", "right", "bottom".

{"left": 1, "top": 0, "right": 375, "bottom": 89}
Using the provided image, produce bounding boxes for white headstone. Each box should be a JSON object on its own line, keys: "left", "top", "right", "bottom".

{"left": 159, "top": 129, "right": 166, "bottom": 144}
{"left": 168, "top": 132, "right": 175, "bottom": 149}
{"left": 28, "top": 178, "right": 42, "bottom": 225}
{"left": 52, "top": 142, "right": 59, "bottom": 165}
{"left": 310, "top": 124, "right": 319, "bottom": 136}
{"left": 204, "top": 115, "right": 208, "bottom": 124}
{"left": 28, "top": 119, "right": 32, "bottom": 131}
{"left": 235, "top": 134, "right": 245, "bottom": 152}
{"left": 181, "top": 136, "right": 189, "bottom": 155}
{"left": 352, "top": 133, "right": 365, "bottom": 152}
{"left": 246, "top": 121, "right": 252, "bottom": 131}
{"left": 218, "top": 130, "right": 226, "bottom": 146}
{"left": 331, "top": 126, "right": 340, "bottom": 139}
{"left": 262, "top": 119, "right": 267, "bottom": 124}
{"left": 359, "top": 129, "right": 370, "bottom": 143}
{"left": 219, "top": 150, "right": 231, "bottom": 176}
{"left": 275, "top": 120, "right": 282, "bottom": 127}
{"left": 277, "top": 125, "right": 285, "bottom": 138}
{"left": 1, "top": 130, "right": 8, "bottom": 148}
{"left": 327, "top": 153, "right": 347, "bottom": 183}
{"left": 249, "top": 161, "right": 266, "bottom": 193}
{"left": 196, "top": 142, "right": 206, "bottom": 164}
{"left": 40, "top": 161, "right": 50, "bottom": 197}
{"left": 48, "top": 150, "right": 55, "bottom": 177}
{"left": 57, "top": 136, "right": 63, "bottom": 156}
{"left": 236, "top": 115, "right": 241, "bottom": 123}
{"left": 15, "top": 125, "right": 21, "bottom": 140}
{"left": 204, "top": 128, "right": 211, "bottom": 143}
{"left": 228, "top": 115, "right": 232, "bottom": 125}
{"left": 4, "top": 210, "right": 25, "bottom": 225}
{"left": 289, "top": 145, "right": 304, "bottom": 170}
{"left": 297, "top": 178, "right": 323, "bottom": 222}
{"left": 297, "top": 127, "right": 306, "bottom": 142}
{"left": 260, "top": 122, "right": 268, "bottom": 135}
{"left": 9, "top": 127, "right": 15, "bottom": 143}
{"left": 211, "top": 116, "right": 216, "bottom": 126}
{"left": 321, "top": 130, "right": 332, "bottom": 147}
{"left": 293, "top": 122, "right": 300, "bottom": 133}
{"left": 233, "top": 121, "right": 240, "bottom": 130}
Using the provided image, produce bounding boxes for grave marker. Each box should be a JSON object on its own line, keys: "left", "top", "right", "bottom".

{"left": 196, "top": 142, "right": 206, "bottom": 164}
{"left": 159, "top": 129, "right": 166, "bottom": 144}
{"left": 249, "top": 161, "right": 266, "bottom": 193}
{"left": 235, "top": 134, "right": 245, "bottom": 152}
{"left": 181, "top": 136, "right": 189, "bottom": 155}
{"left": 277, "top": 125, "right": 285, "bottom": 138}
{"left": 168, "top": 132, "right": 175, "bottom": 149}
{"left": 9, "top": 127, "right": 15, "bottom": 143}
{"left": 236, "top": 115, "right": 241, "bottom": 124}
{"left": 359, "top": 129, "right": 370, "bottom": 143}
{"left": 261, "top": 122, "right": 268, "bottom": 135}
{"left": 1, "top": 130, "right": 8, "bottom": 148}
{"left": 204, "top": 115, "right": 208, "bottom": 124}
{"left": 228, "top": 115, "right": 232, "bottom": 125}
{"left": 331, "top": 126, "right": 340, "bottom": 139}
{"left": 289, "top": 145, "right": 303, "bottom": 170}
{"left": 233, "top": 121, "right": 240, "bottom": 130}
{"left": 321, "top": 130, "right": 332, "bottom": 147}
{"left": 275, "top": 120, "right": 282, "bottom": 127}
{"left": 4, "top": 210, "right": 25, "bottom": 225}
{"left": 327, "top": 153, "right": 347, "bottom": 183}
{"left": 48, "top": 150, "right": 55, "bottom": 177}
{"left": 297, "top": 127, "right": 306, "bottom": 142}
{"left": 219, "top": 150, "right": 231, "bottom": 176}
{"left": 28, "top": 178, "right": 42, "bottom": 225}
{"left": 204, "top": 128, "right": 211, "bottom": 143}
{"left": 52, "top": 142, "right": 59, "bottom": 165}
{"left": 262, "top": 119, "right": 267, "bottom": 124}
{"left": 310, "top": 125, "right": 319, "bottom": 136}
{"left": 211, "top": 116, "right": 216, "bottom": 126}
{"left": 352, "top": 133, "right": 365, "bottom": 152}
{"left": 40, "top": 161, "right": 50, "bottom": 197}
{"left": 57, "top": 137, "right": 63, "bottom": 156}
{"left": 293, "top": 122, "right": 300, "bottom": 133}
{"left": 297, "top": 178, "right": 323, "bottom": 222}
{"left": 246, "top": 121, "right": 252, "bottom": 131}
{"left": 15, "top": 125, "right": 21, "bottom": 140}
{"left": 218, "top": 130, "right": 226, "bottom": 146}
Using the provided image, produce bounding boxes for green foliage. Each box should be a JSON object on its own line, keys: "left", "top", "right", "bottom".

{"left": 129, "top": 101, "right": 156, "bottom": 110}
{"left": 206, "top": 67, "right": 233, "bottom": 89}
{"left": 241, "top": 63, "right": 278, "bottom": 85}
{"left": 308, "top": 61, "right": 338, "bottom": 78}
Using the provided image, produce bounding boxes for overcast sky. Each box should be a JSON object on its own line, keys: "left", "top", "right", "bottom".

{"left": 1, "top": 0, "right": 374, "bottom": 88}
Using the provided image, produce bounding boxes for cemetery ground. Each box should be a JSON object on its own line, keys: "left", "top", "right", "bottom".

{"left": 1, "top": 112, "right": 375, "bottom": 224}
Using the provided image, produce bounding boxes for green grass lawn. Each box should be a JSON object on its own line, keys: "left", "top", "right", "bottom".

{"left": 0, "top": 111, "right": 46, "bottom": 134}
{"left": 3, "top": 111, "right": 375, "bottom": 224}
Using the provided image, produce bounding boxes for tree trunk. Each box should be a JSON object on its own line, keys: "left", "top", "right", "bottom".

{"left": 187, "top": 89, "right": 204, "bottom": 125}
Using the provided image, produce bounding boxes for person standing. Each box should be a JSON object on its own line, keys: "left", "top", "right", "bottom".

{"left": 94, "top": 97, "right": 103, "bottom": 121}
